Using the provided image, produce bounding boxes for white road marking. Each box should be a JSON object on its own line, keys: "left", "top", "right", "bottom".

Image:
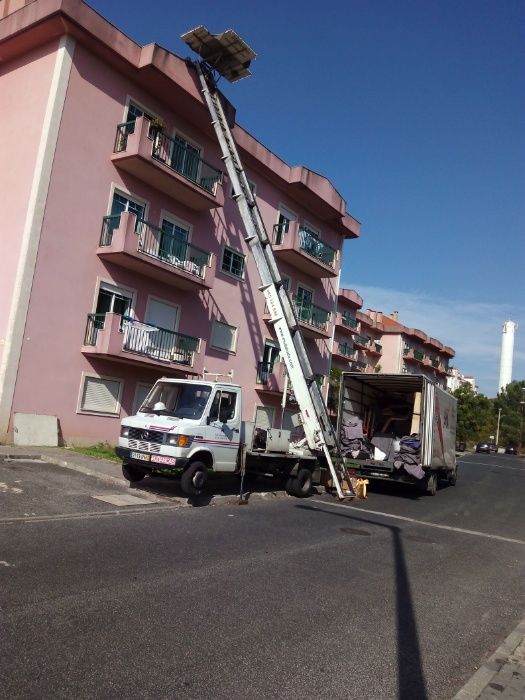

{"left": 309, "top": 499, "right": 525, "bottom": 546}
{"left": 0, "top": 505, "right": 181, "bottom": 525}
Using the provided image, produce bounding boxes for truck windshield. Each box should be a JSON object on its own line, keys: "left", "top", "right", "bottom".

{"left": 140, "top": 382, "right": 211, "bottom": 420}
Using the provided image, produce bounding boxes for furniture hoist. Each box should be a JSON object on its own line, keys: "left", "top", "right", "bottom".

{"left": 182, "top": 27, "right": 356, "bottom": 499}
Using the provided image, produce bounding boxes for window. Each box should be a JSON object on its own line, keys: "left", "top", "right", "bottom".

{"left": 211, "top": 321, "right": 237, "bottom": 353}
{"left": 230, "top": 179, "right": 256, "bottom": 199}
{"left": 171, "top": 134, "right": 201, "bottom": 182}
{"left": 103, "top": 191, "right": 146, "bottom": 243}
{"left": 133, "top": 383, "right": 153, "bottom": 415}
{"left": 221, "top": 247, "right": 245, "bottom": 278}
{"left": 209, "top": 390, "right": 238, "bottom": 423}
{"left": 159, "top": 218, "right": 190, "bottom": 263}
{"left": 274, "top": 207, "right": 296, "bottom": 245}
{"left": 79, "top": 375, "right": 122, "bottom": 415}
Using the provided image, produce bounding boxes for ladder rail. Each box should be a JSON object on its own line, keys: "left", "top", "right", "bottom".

{"left": 195, "top": 63, "right": 352, "bottom": 499}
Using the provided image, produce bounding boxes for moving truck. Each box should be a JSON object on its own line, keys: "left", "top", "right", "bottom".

{"left": 117, "top": 377, "right": 318, "bottom": 497}
{"left": 337, "top": 373, "right": 457, "bottom": 495}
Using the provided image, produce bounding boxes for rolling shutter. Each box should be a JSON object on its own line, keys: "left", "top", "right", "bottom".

{"left": 81, "top": 376, "right": 121, "bottom": 414}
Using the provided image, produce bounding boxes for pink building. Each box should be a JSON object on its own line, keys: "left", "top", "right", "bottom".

{"left": 0, "top": 0, "right": 359, "bottom": 444}
{"left": 333, "top": 292, "right": 454, "bottom": 388}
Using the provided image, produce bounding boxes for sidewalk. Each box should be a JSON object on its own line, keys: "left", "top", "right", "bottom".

{"left": 453, "top": 620, "right": 525, "bottom": 699}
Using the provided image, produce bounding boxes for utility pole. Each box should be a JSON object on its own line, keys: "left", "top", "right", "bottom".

{"left": 496, "top": 408, "right": 502, "bottom": 446}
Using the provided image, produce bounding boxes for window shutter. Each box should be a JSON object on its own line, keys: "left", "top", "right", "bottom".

{"left": 81, "top": 376, "right": 121, "bottom": 414}
{"left": 255, "top": 406, "right": 274, "bottom": 429}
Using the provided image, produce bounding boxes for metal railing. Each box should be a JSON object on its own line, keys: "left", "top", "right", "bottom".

{"left": 135, "top": 219, "right": 209, "bottom": 278}
{"left": 350, "top": 360, "right": 367, "bottom": 371}
{"left": 341, "top": 313, "right": 358, "bottom": 329}
{"left": 272, "top": 222, "right": 289, "bottom": 245}
{"left": 99, "top": 215, "right": 210, "bottom": 279}
{"left": 113, "top": 120, "right": 222, "bottom": 194}
{"left": 354, "top": 334, "right": 369, "bottom": 347}
{"left": 432, "top": 359, "right": 440, "bottom": 368}
{"left": 374, "top": 342, "right": 383, "bottom": 353}
{"left": 414, "top": 350, "right": 425, "bottom": 361}
{"left": 292, "top": 296, "right": 330, "bottom": 331}
{"left": 337, "top": 342, "right": 356, "bottom": 358}
{"left": 256, "top": 361, "right": 272, "bottom": 384}
{"left": 298, "top": 227, "right": 336, "bottom": 268}
{"left": 84, "top": 313, "right": 199, "bottom": 365}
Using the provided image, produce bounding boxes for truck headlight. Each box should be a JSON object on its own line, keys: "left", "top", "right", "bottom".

{"left": 120, "top": 426, "right": 130, "bottom": 438}
{"left": 167, "top": 434, "right": 193, "bottom": 448}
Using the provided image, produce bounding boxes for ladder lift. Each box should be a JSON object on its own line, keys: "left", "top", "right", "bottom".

{"left": 181, "top": 27, "right": 355, "bottom": 499}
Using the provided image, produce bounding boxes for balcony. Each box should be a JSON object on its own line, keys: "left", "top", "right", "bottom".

{"left": 332, "top": 341, "right": 356, "bottom": 363}
{"left": 335, "top": 311, "right": 359, "bottom": 335}
{"left": 82, "top": 312, "right": 203, "bottom": 375}
{"left": 111, "top": 117, "right": 224, "bottom": 210}
{"left": 291, "top": 296, "right": 331, "bottom": 339}
{"left": 271, "top": 220, "right": 338, "bottom": 278}
{"left": 97, "top": 212, "right": 215, "bottom": 291}
{"left": 367, "top": 341, "right": 383, "bottom": 356}
{"left": 349, "top": 360, "right": 367, "bottom": 371}
{"left": 353, "top": 334, "right": 370, "bottom": 350}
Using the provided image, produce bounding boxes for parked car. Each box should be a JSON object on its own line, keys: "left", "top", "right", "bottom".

{"left": 476, "top": 441, "right": 497, "bottom": 454}
{"left": 505, "top": 445, "right": 518, "bottom": 455}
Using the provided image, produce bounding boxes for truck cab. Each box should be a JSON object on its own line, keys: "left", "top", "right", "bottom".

{"left": 116, "top": 378, "right": 242, "bottom": 493}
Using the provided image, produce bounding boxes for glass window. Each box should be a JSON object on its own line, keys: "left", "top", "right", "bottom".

{"left": 140, "top": 382, "right": 212, "bottom": 420}
{"left": 159, "top": 219, "right": 189, "bottom": 262}
{"left": 221, "top": 247, "right": 245, "bottom": 278}
{"left": 211, "top": 321, "right": 237, "bottom": 352}
{"left": 209, "top": 390, "right": 238, "bottom": 423}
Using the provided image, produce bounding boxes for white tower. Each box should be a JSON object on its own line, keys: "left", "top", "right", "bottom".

{"left": 498, "top": 320, "right": 517, "bottom": 393}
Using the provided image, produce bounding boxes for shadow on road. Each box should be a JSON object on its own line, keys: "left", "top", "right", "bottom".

{"left": 297, "top": 503, "right": 428, "bottom": 700}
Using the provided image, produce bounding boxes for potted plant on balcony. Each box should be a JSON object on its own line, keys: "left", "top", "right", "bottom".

{"left": 150, "top": 117, "right": 166, "bottom": 160}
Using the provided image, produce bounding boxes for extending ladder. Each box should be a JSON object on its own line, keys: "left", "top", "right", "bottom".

{"left": 194, "top": 62, "right": 354, "bottom": 499}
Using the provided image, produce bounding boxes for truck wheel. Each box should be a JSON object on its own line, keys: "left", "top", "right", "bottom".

{"left": 285, "top": 468, "right": 312, "bottom": 498}
{"left": 122, "top": 463, "right": 146, "bottom": 483}
{"left": 448, "top": 464, "right": 458, "bottom": 486}
{"left": 181, "top": 461, "right": 208, "bottom": 496}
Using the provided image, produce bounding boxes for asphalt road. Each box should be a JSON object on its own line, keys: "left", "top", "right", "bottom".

{"left": 1, "top": 453, "right": 524, "bottom": 699}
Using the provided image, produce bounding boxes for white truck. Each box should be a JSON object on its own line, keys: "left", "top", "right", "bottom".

{"left": 337, "top": 372, "right": 457, "bottom": 495}
{"left": 116, "top": 377, "right": 318, "bottom": 497}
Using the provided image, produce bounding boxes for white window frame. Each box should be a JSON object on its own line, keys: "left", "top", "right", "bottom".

{"left": 107, "top": 183, "right": 149, "bottom": 222}
{"left": 210, "top": 320, "right": 238, "bottom": 353}
{"left": 77, "top": 372, "right": 123, "bottom": 417}
{"left": 221, "top": 246, "right": 246, "bottom": 280}
{"left": 159, "top": 209, "right": 192, "bottom": 241}
{"left": 92, "top": 278, "right": 137, "bottom": 319}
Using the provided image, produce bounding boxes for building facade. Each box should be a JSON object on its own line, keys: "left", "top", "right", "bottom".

{"left": 0, "top": 0, "right": 360, "bottom": 444}
{"left": 332, "top": 294, "right": 455, "bottom": 389}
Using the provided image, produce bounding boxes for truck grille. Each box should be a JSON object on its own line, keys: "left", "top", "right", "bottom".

{"left": 128, "top": 439, "right": 162, "bottom": 453}
{"left": 128, "top": 427, "right": 165, "bottom": 444}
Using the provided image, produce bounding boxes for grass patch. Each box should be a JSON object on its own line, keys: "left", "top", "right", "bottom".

{"left": 70, "top": 442, "right": 120, "bottom": 462}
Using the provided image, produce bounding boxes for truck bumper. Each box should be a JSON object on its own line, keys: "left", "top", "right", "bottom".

{"left": 115, "top": 446, "right": 188, "bottom": 470}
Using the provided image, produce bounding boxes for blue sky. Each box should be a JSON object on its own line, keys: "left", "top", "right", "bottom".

{"left": 89, "top": 0, "right": 524, "bottom": 396}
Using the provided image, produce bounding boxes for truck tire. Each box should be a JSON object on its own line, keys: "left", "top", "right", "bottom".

{"left": 122, "top": 463, "right": 146, "bottom": 483}
{"left": 448, "top": 464, "right": 458, "bottom": 486}
{"left": 181, "top": 461, "right": 208, "bottom": 496}
{"left": 285, "top": 467, "right": 312, "bottom": 498}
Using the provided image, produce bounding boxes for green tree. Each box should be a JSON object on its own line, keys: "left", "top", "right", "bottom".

{"left": 494, "top": 380, "right": 525, "bottom": 447}
{"left": 453, "top": 384, "right": 494, "bottom": 444}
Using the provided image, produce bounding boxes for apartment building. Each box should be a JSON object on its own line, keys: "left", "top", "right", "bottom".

{"left": 447, "top": 368, "right": 476, "bottom": 393}
{"left": 332, "top": 291, "right": 454, "bottom": 389}
{"left": 0, "top": 0, "right": 360, "bottom": 444}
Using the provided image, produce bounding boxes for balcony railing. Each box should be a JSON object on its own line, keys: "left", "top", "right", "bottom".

{"left": 414, "top": 350, "right": 425, "bottom": 361}
{"left": 292, "top": 297, "right": 330, "bottom": 331}
{"left": 373, "top": 342, "right": 383, "bottom": 353}
{"left": 84, "top": 313, "right": 199, "bottom": 365}
{"left": 256, "top": 361, "right": 273, "bottom": 385}
{"left": 432, "top": 359, "right": 440, "bottom": 368}
{"left": 100, "top": 215, "right": 210, "bottom": 280}
{"left": 354, "top": 334, "right": 369, "bottom": 347}
{"left": 114, "top": 120, "right": 222, "bottom": 194}
{"left": 341, "top": 313, "right": 358, "bottom": 330}
{"left": 298, "top": 227, "right": 336, "bottom": 268}
{"left": 350, "top": 360, "right": 367, "bottom": 371}
{"left": 337, "top": 342, "right": 356, "bottom": 358}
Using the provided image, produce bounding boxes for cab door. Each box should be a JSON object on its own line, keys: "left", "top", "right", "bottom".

{"left": 207, "top": 388, "right": 240, "bottom": 471}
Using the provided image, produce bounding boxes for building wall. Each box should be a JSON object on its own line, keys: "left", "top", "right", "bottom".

{"left": 3, "top": 14, "right": 346, "bottom": 444}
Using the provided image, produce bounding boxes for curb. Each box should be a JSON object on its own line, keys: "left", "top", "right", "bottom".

{"left": 2, "top": 452, "right": 291, "bottom": 507}
{"left": 452, "top": 618, "right": 525, "bottom": 699}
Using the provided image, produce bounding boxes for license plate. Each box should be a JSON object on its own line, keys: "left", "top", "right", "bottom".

{"left": 151, "top": 455, "right": 176, "bottom": 466}
{"left": 131, "top": 451, "right": 150, "bottom": 462}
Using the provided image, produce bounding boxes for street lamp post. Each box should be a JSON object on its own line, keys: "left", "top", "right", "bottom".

{"left": 520, "top": 400, "right": 525, "bottom": 451}
{"left": 496, "top": 408, "right": 502, "bottom": 446}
